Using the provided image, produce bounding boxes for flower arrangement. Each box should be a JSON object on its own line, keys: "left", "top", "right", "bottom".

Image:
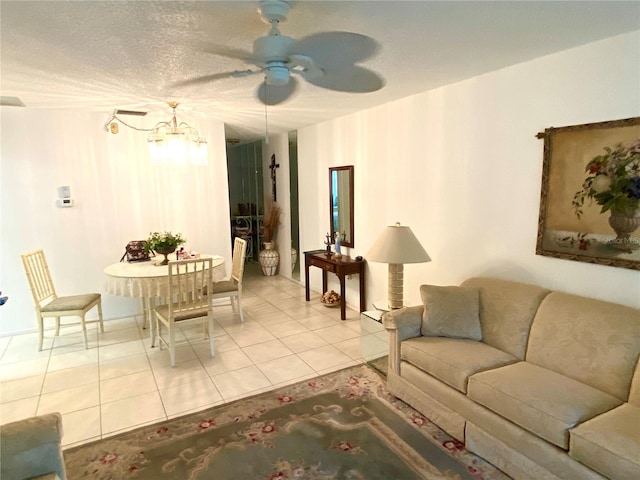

{"left": 572, "top": 140, "right": 640, "bottom": 219}
{"left": 321, "top": 290, "right": 341, "bottom": 305}
{"left": 143, "top": 231, "right": 186, "bottom": 253}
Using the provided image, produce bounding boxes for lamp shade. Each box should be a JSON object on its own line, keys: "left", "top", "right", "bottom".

{"left": 366, "top": 223, "right": 431, "bottom": 264}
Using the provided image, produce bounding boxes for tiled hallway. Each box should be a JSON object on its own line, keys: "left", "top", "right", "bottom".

{"left": 0, "top": 264, "right": 387, "bottom": 448}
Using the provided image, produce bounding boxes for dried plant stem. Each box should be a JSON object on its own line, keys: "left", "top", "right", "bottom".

{"left": 264, "top": 204, "right": 281, "bottom": 243}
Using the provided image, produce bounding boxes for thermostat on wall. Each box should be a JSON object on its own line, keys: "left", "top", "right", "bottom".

{"left": 56, "top": 185, "right": 74, "bottom": 208}
{"left": 56, "top": 198, "right": 75, "bottom": 208}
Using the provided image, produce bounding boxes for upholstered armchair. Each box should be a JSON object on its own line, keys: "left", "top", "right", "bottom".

{"left": 0, "top": 412, "right": 67, "bottom": 480}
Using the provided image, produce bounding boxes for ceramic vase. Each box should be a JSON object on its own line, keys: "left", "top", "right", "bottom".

{"left": 259, "top": 242, "right": 279, "bottom": 276}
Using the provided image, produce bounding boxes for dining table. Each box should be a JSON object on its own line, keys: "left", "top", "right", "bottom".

{"left": 103, "top": 254, "right": 226, "bottom": 343}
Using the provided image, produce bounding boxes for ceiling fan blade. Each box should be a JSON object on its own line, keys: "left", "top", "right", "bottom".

{"left": 305, "top": 65, "right": 385, "bottom": 93}
{"left": 171, "top": 70, "right": 260, "bottom": 88}
{"left": 292, "top": 32, "right": 381, "bottom": 69}
{"left": 257, "top": 77, "right": 298, "bottom": 105}
{"left": 202, "top": 44, "right": 255, "bottom": 62}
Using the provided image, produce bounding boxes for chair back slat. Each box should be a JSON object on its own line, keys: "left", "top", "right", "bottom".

{"left": 21, "top": 249, "right": 57, "bottom": 305}
{"left": 231, "top": 237, "right": 247, "bottom": 285}
{"left": 167, "top": 258, "right": 212, "bottom": 321}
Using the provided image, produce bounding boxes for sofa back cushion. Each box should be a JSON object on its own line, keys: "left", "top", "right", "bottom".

{"left": 527, "top": 292, "right": 640, "bottom": 401}
{"left": 461, "top": 277, "right": 550, "bottom": 359}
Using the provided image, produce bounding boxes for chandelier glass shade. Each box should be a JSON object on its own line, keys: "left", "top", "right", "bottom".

{"left": 147, "top": 102, "right": 208, "bottom": 166}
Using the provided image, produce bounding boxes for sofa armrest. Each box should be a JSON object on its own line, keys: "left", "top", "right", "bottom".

{"left": 383, "top": 306, "right": 423, "bottom": 374}
{"left": 0, "top": 412, "right": 67, "bottom": 480}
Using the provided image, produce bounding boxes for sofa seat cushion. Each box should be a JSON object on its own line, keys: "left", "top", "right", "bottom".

{"left": 401, "top": 336, "right": 517, "bottom": 393}
{"left": 468, "top": 362, "right": 622, "bottom": 449}
{"left": 569, "top": 403, "right": 640, "bottom": 480}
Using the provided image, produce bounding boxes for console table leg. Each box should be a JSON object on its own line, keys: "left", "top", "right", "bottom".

{"left": 339, "top": 274, "right": 346, "bottom": 320}
{"left": 322, "top": 270, "right": 328, "bottom": 296}
{"left": 360, "top": 269, "right": 366, "bottom": 312}
{"left": 305, "top": 262, "right": 310, "bottom": 301}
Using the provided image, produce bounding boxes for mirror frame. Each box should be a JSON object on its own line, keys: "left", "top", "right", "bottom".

{"left": 329, "top": 165, "right": 355, "bottom": 248}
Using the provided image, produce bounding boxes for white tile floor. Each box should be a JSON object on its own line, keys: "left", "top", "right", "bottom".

{"left": 0, "top": 264, "right": 369, "bottom": 448}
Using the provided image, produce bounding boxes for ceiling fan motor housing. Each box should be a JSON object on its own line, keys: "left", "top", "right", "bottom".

{"left": 253, "top": 35, "right": 294, "bottom": 64}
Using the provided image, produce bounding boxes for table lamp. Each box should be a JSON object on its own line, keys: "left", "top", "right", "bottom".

{"left": 366, "top": 222, "right": 431, "bottom": 310}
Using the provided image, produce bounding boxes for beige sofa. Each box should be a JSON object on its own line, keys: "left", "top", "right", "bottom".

{"left": 0, "top": 412, "right": 66, "bottom": 480}
{"left": 383, "top": 277, "right": 640, "bottom": 480}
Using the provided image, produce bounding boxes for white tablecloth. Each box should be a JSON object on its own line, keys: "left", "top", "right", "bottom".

{"left": 103, "top": 255, "right": 226, "bottom": 298}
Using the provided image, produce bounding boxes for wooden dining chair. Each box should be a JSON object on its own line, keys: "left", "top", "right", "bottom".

{"left": 21, "top": 249, "right": 104, "bottom": 351}
{"left": 208, "top": 237, "right": 247, "bottom": 322}
{"left": 153, "top": 257, "right": 215, "bottom": 367}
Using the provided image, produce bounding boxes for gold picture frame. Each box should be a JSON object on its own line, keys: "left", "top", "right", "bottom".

{"left": 536, "top": 117, "right": 640, "bottom": 271}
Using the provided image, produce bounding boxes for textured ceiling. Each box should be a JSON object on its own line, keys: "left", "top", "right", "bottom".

{"left": 1, "top": 1, "right": 639, "bottom": 141}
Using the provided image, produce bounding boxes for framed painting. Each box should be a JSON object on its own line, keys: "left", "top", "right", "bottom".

{"left": 536, "top": 116, "right": 640, "bottom": 270}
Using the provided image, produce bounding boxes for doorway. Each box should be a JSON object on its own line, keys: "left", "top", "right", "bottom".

{"left": 226, "top": 140, "right": 264, "bottom": 262}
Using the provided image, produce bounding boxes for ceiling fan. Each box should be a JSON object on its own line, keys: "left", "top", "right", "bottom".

{"left": 174, "top": 0, "right": 385, "bottom": 105}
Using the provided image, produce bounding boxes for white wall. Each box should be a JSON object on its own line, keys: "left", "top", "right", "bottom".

{"left": 298, "top": 31, "right": 640, "bottom": 309}
{"left": 0, "top": 109, "right": 231, "bottom": 336}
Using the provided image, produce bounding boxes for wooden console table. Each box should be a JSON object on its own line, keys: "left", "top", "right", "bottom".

{"left": 304, "top": 250, "right": 366, "bottom": 320}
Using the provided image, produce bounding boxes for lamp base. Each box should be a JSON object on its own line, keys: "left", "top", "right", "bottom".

{"left": 388, "top": 263, "right": 404, "bottom": 309}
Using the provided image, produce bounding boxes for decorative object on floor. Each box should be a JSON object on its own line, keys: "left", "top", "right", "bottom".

{"left": 105, "top": 102, "right": 208, "bottom": 166}
{"left": 144, "top": 231, "right": 186, "bottom": 266}
{"left": 21, "top": 249, "right": 104, "bottom": 351}
{"left": 152, "top": 257, "right": 214, "bottom": 367}
{"left": 208, "top": 237, "right": 247, "bottom": 322}
{"left": 536, "top": 116, "right": 640, "bottom": 270}
{"left": 259, "top": 241, "right": 280, "bottom": 276}
{"left": 63, "top": 365, "right": 507, "bottom": 480}
{"left": 259, "top": 204, "right": 281, "bottom": 275}
{"left": 1, "top": 412, "right": 67, "bottom": 480}
{"left": 321, "top": 289, "right": 341, "bottom": 307}
{"left": 366, "top": 222, "right": 431, "bottom": 310}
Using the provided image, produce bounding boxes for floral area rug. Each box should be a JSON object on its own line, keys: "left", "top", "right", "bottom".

{"left": 64, "top": 365, "right": 509, "bottom": 480}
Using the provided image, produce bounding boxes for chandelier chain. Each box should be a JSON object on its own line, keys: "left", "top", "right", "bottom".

{"left": 104, "top": 112, "right": 154, "bottom": 133}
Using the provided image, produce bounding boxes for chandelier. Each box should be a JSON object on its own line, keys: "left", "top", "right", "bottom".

{"left": 105, "top": 102, "right": 208, "bottom": 166}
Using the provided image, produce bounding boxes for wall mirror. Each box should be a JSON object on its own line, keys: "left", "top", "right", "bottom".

{"left": 329, "top": 165, "right": 354, "bottom": 248}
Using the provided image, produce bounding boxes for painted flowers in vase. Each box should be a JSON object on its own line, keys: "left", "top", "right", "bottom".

{"left": 572, "top": 140, "right": 640, "bottom": 218}
{"left": 572, "top": 140, "right": 640, "bottom": 250}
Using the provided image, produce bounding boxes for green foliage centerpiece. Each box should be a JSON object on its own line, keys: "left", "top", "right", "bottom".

{"left": 144, "top": 231, "right": 186, "bottom": 265}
